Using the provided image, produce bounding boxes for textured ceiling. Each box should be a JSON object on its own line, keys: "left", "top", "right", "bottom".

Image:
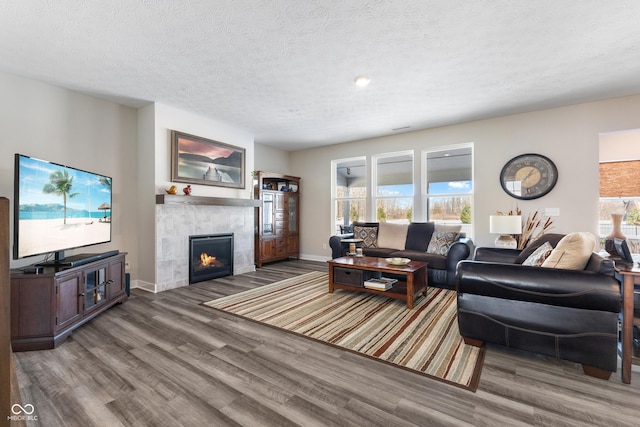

{"left": 1, "top": 1, "right": 640, "bottom": 151}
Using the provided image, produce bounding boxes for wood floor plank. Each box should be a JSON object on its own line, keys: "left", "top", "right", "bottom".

{"left": 13, "top": 259, "right": 640, "bottom": 426}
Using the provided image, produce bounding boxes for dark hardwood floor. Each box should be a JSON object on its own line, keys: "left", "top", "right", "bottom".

{"left": 14, "top": 259, "right": 640, "bottom": 426}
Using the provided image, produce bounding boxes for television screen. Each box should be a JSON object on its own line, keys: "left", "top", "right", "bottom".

{"left": 14, "top": 154, "right": 112, "bottom": 260}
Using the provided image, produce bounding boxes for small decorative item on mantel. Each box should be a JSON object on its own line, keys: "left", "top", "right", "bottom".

{"left": 183, "top": 185, "right": 192, "bottom": 195}
{"left": 165, "top": 185, "right": 177, "bottom": 195}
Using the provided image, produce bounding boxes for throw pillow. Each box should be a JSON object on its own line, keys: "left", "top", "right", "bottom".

{"left": 405, "top": 222, "right": 435, "bottom": 251}
{"left": 353, "top": 225, "right": 378, "bottom": 248}
{"left": 541, "top": 232, "right": 596, "bottom": 270}
{"left": 426, "top": 224, "right": 461, "bottom": 255}
{"left": 522, "top": 241, "right": 553, "bottom": 266}
{"left": 377, "top": 222, "right": 409, "bottom": 250}
{"left": 514, "top": 233, "right": 565, "bottom": 264}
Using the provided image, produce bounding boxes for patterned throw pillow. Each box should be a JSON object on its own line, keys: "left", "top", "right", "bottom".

{"left": 353, "top": 225, "right": 378, "bottom": 248}
{"left": 522, "top": 241, "right": 553, "bottom": 266}
{"left": 426, "top": 225, "right": 461, "bottom": 255}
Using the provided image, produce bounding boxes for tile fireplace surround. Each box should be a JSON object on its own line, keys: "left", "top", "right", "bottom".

{"left": 155, "top": 196, "right": 258, "bottom": 292}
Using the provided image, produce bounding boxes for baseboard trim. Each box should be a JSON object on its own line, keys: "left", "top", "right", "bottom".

{"left": 299, "top": 253, "right": 331, "bottom": 262}
{"left": 131, "top": 279, "right": 157, "bottom": 293}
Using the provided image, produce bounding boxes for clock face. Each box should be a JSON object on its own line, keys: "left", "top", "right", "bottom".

{"left": 500, "top": 154, "right": 558, "bottom": 200}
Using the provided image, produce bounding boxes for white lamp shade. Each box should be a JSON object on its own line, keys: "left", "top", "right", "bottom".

{"left": 490, "top": 215, "right": 522, "bottom": 234}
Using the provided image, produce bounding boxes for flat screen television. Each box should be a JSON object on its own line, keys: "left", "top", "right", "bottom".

{"left": 13, "top": 154, "right": 112, "bottom": 264}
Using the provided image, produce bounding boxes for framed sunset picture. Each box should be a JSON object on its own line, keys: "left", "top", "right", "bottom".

{"left": 171, "top": 130, "right": 246, "bottom": 189}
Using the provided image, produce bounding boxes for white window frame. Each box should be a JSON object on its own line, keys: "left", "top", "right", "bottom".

{"left": 372, "top": 150, "right": 415, "bottom": 223}
{"left": 422, "top": 143, "right": 474, "bottom": 237}
{"left": 331, "top": 156, "right": 367, "bottom": 234}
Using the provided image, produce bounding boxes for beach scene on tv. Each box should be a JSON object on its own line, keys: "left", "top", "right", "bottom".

{"left": 16, "top": 155, "right": 112, "bottom": 258}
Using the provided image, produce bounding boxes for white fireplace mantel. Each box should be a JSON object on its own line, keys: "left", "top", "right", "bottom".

{"left": 156, "top": 194, "right": 260, "bottom": 207}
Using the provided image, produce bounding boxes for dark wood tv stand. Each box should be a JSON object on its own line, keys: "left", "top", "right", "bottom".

{"left": 10, "top": 252, "right": 127, "bottom": 351}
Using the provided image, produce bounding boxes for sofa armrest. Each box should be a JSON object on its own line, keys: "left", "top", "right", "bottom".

{"left": 446, "top": 240, "right": 472, "bottom": 272}
{"left": 473, "top": 247, "right": 521, "bottom": 263}
{"left": 455, "top": 260, "right": 621, "bottom": 313}
{"left": 329, "top": 233, "right": 353, "bottom": 258}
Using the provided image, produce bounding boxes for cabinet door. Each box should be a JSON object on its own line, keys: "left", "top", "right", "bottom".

{"left": 262, "top": 192, "right": 275, "bottom": 235}
{"left": 287, "top": 235, "right": 299, "bottom": 255}
{"left": 259, "top": 238, "right": 277, "bottom": 259}
{"left": 12, "top": 277, "right": 54, "bottom": 338}
{"left": 287, "top": 194, "right": 298, "bottom": 233}
{"left": 83, "top": 265, "right": 108, "bottom": 313}
{"left": 107, "top": 257, "right": 125, "bottom": 300}
{"left": 275, "top": 192, "right": 285, "bottom": 211}
{"left": 55, "top": 273, "right": 82, "bottom": 332}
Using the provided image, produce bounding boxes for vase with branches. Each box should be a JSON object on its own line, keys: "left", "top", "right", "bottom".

{"left": 498, "top": 206, "right": 554, "bottom": 249}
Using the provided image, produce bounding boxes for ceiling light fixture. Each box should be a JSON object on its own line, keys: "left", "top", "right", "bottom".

{"left": 354, "top": 76, "right": 371, "bottom": 87}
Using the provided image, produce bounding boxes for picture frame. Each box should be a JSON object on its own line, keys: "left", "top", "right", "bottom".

{"left": 171, "top": 130, "right": 245, "bottom": 189}
{"left": 614, "top": 238, "right": 635, "bottom": 265}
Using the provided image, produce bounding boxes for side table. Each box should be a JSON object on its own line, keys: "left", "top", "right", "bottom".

{"left": 340, "top": 238, "right": 363, "bottom": 256}
{"left": 615, "top": 264, "right": 640, "bottom": 384}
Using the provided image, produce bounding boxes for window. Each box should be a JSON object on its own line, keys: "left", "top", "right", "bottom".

{"left": 423, "top": 145, "right": 474, "bottom": 237}
{"left": 332, "top": 157, "right": 366, "bottom": 233}
{"left": 599, "top": 130, "right": 640, "bottom": 253}
{"left": 373, "top": 151, "right": 413, "bottom": 223}
{"left": 599, "top": 160, "right": 640, "bottom": 252}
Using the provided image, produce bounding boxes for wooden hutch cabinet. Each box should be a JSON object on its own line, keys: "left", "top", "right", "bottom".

{"left": 254, "top": 171, "right": 300, "bottom": 267}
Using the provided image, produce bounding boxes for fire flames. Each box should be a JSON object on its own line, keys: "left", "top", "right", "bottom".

{"left": 200, "top": 252, "right": 217, "bottom": 267}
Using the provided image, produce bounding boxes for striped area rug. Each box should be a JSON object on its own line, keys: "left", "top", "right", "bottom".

{"left": 204, "top": 271, "right": 484, "bottom": 391}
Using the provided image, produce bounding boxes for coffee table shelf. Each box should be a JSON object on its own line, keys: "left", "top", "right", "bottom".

{"left": 327, "top": 256, "right": 428, "bottom": 309}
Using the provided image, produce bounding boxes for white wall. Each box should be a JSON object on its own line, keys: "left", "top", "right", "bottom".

{"left": 291, "top": 94, "right": 640, "bottom": 259}
{"left": 0, "top": 72, "right": 140, "bottom": 271}
{"left": 600, "top": 129, "right": 640, "bottom": 162}
{"left": 147, "top": 103, "right": 255, "bottom": 285}
{"left": 254, "top": 143, "right": 290, "bottom": 174}
{"left": 136, "top": 103, "right": 156, "bottom": 283}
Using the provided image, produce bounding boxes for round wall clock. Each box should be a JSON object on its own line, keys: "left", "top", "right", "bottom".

{"left": 499, "top": 153, "right": 558, "bottom": 200}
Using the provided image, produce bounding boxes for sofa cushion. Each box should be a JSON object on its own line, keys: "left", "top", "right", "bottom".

{"left": 353, "top": 225, "right": 378, "bottom": 248}
{"left": 542, "top": 232, "right": 597, "bottom": 270}
{"left": 391, "top": 250, "right": 448, "bottom": 270}
{"left": 514, "top": 233, "right": 565, "bottom": 264}
{"left": 377, "top": 222, "right": 409, "bottom": 250}
{"left": 362, "top": 247, "right": 395, "bottom": 258}
{"left": 427, "top": 224, "right": 461, "bottom": 255}
{"left": 522, "top": 241, "right": 553, "bottom": 266}
{"left": 405, "top": 222, "right": 435, "bottom": 252}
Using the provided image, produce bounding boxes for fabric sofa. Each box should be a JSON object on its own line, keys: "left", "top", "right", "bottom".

{"left": 455, "top": 233, "right": 622, "bottom": 379}
{"left": 329, "top": 221, "right": 474, "bottom": 289}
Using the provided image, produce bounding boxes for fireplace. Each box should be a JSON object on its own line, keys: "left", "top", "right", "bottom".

{"left": 189, "top": 233, "right": 234, "bottom": 284}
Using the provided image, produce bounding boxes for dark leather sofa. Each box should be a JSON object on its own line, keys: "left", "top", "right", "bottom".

{"left": 456, "top": 239, "right": 622, "bottom": 379}
{"left": 329, "top": 222, "right": 473, "bottom": 289}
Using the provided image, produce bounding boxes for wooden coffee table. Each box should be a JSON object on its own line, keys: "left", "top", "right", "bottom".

{"left": 327, "top": 256, "right": 428, "bottom": 309}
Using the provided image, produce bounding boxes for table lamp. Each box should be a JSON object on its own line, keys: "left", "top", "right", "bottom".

{"left": 490, "top": 215, "right": 522, "bottom": 249}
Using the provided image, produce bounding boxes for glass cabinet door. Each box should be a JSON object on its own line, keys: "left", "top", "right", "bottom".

{"left": 288, "top": 195, "right": 297, "bottom": 232}
{"left": 84, "top": 267, "right": 107, "bottom": 311}
{"left": 262, "top": 192, "right": 274, "bottom": 235}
